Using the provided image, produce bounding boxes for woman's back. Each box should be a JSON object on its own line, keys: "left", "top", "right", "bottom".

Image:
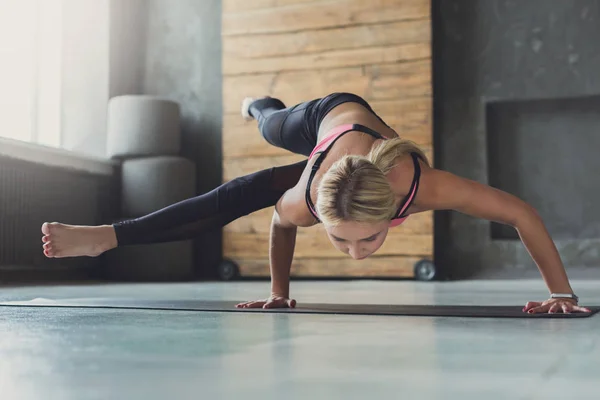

{"left": 317, "top": 102, "right": 399, "bottom": 143}
{"left": 284, "top": 102, "right": 422, "bottom": 227}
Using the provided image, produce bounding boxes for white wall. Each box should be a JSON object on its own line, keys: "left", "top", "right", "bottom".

{"left": 60, "top": 0, "right": 110, "bottom": 158}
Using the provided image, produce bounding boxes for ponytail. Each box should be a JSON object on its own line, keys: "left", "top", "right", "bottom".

{"left": 367, "top": 137, "right": 429, "bottom": 175}
{"left": 316, "top": 137, "right": 428, "bottom": 226}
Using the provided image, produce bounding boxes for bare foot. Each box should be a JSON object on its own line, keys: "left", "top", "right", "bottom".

{"left": 41, "top": 222, "right": 118, "bottom": 258}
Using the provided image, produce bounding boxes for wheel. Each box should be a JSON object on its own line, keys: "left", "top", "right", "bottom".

{"left": 414, "top": 259, "right": 437, "bottom": 281}
{"left": 217, "top": 259, "right": 240, "bottom": 281}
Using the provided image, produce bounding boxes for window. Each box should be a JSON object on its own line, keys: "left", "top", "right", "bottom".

{"left": 0, "top": 0, "right": 62, "bottom": 147}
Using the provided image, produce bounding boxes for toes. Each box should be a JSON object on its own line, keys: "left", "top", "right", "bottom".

{"left": 43, "top": 243, "right": 60, "bottom": 258}
{"left": 42, "top": 222, "right": 61, "bottom": 235}
{"left": 42, "top": 235, "right": 50, "bottom": 243}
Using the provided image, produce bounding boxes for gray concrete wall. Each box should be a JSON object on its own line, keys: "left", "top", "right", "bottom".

{"left": 107, "top": 0, "right": 223, "bottom": 278}
{"left": 109, "top": 0, "right": 147, "bottom": 98}
{"left": 433, "top": 0, "right": 600, "bottom": 278}
{"left": 141, "top": 0, "right": 223, "bottom": 278}
{"left": 487, "top": 96, "right": 600, "bottom": 242}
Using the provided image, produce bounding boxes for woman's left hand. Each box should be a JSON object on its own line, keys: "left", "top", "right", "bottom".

{"left": 523, "top": 298, "right": 591, "bottom": 314}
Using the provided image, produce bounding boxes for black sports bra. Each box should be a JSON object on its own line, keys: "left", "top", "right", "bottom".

{"left": 304, "top": 123, "right": 422, "bottom": 224}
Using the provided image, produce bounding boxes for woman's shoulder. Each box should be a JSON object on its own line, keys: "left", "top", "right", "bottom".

{"left": 387, "top": 152, "right": 429, "bottom": 192}
{"left": 278, "top": 183, "right": 319, "bottom": 228}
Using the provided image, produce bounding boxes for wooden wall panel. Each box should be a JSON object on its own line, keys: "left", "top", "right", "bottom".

{"left": 222, "top": 98, "right": 432, "bottom": 159}
{"left": 223, "top": 0, "right": 330, "bottom": 14}
{"left": 235, "top": 256, "right": 419, "bottom": 278}
{"left": 224, "top": 43, "right": 430, "bottom": 75}
{"left": 224, "top": 20, "right": 431, "bottom": 59}
{"left": 222, "top": 147, "right": 433, "bottom": 179}
{"left": 222, "top": 60, "right": 432, "bottom": 114}
{"left": 222, "top": 0, "right": 433, "bottom": 278}
{"left": 223, "top": 0, "right": 430, "bottom": 35}
{"left": 223, "top": 231, "right": 432, "bottom": 259}
{"left": 226, "top": 208, "right": 433, "bottom": 235}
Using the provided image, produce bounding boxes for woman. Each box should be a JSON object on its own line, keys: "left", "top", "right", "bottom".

{"left": 41, "top": 92, "right": 590, "bottom": 314}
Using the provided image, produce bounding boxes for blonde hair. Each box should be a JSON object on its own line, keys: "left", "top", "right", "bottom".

{"left": 316, "top": 138, "right": 429, "bottom": 226}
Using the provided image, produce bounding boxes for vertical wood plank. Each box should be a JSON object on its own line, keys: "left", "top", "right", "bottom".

{"left": 222, "top": 0, "right": 433, "bottom": 277}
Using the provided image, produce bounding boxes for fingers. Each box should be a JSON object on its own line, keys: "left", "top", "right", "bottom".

{"left": 555, "top": 302, "right": 591, "bottom": 314}
{"left": 523, "top": 301, "right": 542, "bottom": 312}
{"left": 525, "top": 300, "right": 592, "bottom": 314}
{"left": 549, "top": 300, "right": 592, "bottom": 314}
{"left": 263, "top": 297, "right": 286, "bottom": 309}
{"left": 548, "top": 303, "right": 561, "bottom": 314}
{"left": 235, "top": 297, "right": 297, "bottom": 309}
{"left": 235, "top": 300, "right": 267, "bottom": 309}
{"left": 572, "top": 305, "right": 592, "bottom": 313}
{"left": 527, "top": 304, "right": 550, "bottom": 314}
{"left": 263, "top": 297, "right": 296, "bottom": 309}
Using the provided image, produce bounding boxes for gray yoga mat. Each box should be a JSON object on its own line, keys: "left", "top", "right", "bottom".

{"left": 0, "top": 298, "right": 598, "bottom": 318}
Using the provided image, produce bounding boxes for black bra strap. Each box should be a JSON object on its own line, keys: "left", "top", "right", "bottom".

{"left": 394, "top": 152, "right": 422, "bottom": 219}
{"left": 352, "top": 123, "right": 386, "bottom": 139}
{"left": 305, "top": 153, "right": 325, "bottom": 221}
{"left": 305, "top": 124, "right": 392, "bottom": 221}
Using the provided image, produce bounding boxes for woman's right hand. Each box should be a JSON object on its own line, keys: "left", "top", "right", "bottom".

{"left": 235, "top": 295, "right": 296, "bottom": 309}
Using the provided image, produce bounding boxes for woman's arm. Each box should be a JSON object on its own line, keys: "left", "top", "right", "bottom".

{"left": 416, "top": 167, "right": 575, "bottom": 295}
{"left": 236, "top": 188, "right": 309, "bottom": 309}
{"left": 268, "top": 193, "right": 299, "bottom": 299}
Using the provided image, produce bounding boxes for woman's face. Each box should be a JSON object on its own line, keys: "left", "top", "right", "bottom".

{"left": 325, "top": 220, "right": 389, "bottom": 260}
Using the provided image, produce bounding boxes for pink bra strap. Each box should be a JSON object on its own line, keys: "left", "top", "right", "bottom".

{"left": 309, "top": 124, "right": 355, "bottom": 159}
{"left": 397, "top": 180, "right": 418, "bottom": 216}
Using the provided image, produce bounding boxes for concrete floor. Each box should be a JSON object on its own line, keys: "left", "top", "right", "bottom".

{"left": 0, "top": 279, "right": 598, "bottom": 400}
